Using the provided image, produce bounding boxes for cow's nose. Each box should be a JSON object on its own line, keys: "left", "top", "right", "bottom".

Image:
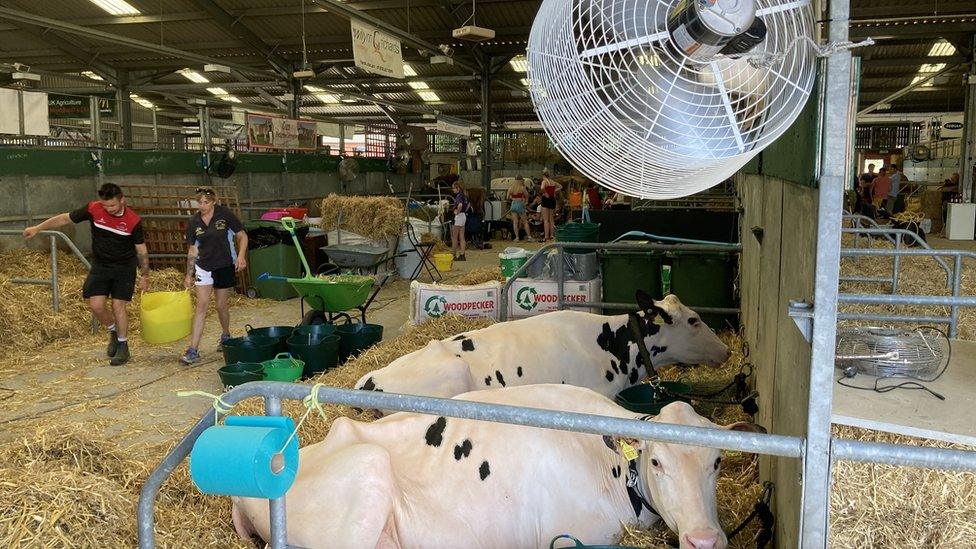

{"left": 683, "top": 531, "right": 723, "bottom": 549}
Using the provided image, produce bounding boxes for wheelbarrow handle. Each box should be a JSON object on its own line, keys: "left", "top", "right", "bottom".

{"left": 257, "top": 271, "right": 290, "bottom": 282}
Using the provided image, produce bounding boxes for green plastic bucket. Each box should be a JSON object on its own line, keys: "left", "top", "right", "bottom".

{"left": 244, "top": 324, "right": 295, "bottom": 353}
{"left": 555, "top": 222, "right": 601, "bottom": 253}
{"left": 294, "top": 323, "right": 337, "bottom": 338}
{"left": 221, "top": 335, "right": 280, "bottom": 365}
{"left": 667, "top": 251, "right": 737, "bottom": 330}
{"left": 500, "top": 255, "right": 528, "bottom": 278}
{"left": 261, "top": 352, "right": 305, "bottom": 382}
{"left": 287, "top": 334, "right": 341, "bottom": 377}
{"left": 217, "top": 362, "right": 264, "bottom": 388}
{"left": 336, "top": 322, "right": 384, "bottom": 362}
{"left": 614, "top": 382, "right": 694, "bottom": 415}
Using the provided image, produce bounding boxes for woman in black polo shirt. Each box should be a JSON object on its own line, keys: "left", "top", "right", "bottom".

{"left": 180, "top": 187, "right": 248, "bottom": 364}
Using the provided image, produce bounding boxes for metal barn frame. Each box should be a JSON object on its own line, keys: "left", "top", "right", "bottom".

{"left": 134, "top": 1, "right": 976, "bottom": 547}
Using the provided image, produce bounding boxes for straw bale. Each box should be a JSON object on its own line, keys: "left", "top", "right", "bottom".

{"left": 839, "top": 234, "right": 976, "bottom": 340}
{"left": 454, "top": 266, "right": 506, "bottom": 285}
{"left": 830, "top": 424, "right": 976, "bottom": 548}
{"left": 320, "top": 194, "right": 404, "bottom": 241}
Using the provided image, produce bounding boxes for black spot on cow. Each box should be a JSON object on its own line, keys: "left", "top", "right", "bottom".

{"left": 605, "top": 370, "right": 615, "bottom": 382}
{"left": 454, "top": 439, "right": 473, "bottom": 460}
{"left": 425, "top": 417, "right": 447, "bottom": 447}
{"left": 597, "top": 322, "right": 634, "bottom": 373}
{"left": 495, "top": 370, "right": 506, "bottom": 387}
{"left": 452, "top": 334, "right": 466, "bottom": 341}
{"left": 461, "top": 339, "right": 475, "bottom": 352}
{"left": 361, "top": 377, "right": 376, "bottom": 391}
{"left": 603, "top": 435, "right": 616, "bottom": 450}
{"left": 612, "top": 465, "right": 621, "bottom": 478}
{"left": 479, "top": 460, "right": 491, "bottom": 480}
{"left": 629, "top": 368, "right": 639, "bottom": 384}
{"left": 610, "top": 360, "right": 619, "bottom": 374}
{"left": 650, "top": 345, "right": 667, "bottom": 357}
{"left": 517, "top": 366, "right": 523, "bottom": 377}
{"left": 619, "top": 360, "right": 629, "bottom": 375}
{"left": 484, "top": 376, "right": 492, "bottom": 386}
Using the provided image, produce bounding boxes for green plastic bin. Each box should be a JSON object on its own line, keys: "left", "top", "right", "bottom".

{"left": 600, "top": 249, "right": 663, "bottom": 310}
{"left": 555, "top": 222, "right": 601, "bottom": 253}
{"left": 667, "top": 251, "right": 738, "bottom": 331}
{"left": 287, "top": 334, "right": 341, "bottom": 377}
{"left": 246, "top": 221, "right": 303, "bottom": 301}
{"left": 337, "top": 322, "right": 384, "bottom": 362}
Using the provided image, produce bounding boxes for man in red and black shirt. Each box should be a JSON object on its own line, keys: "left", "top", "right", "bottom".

{"left": 23, "top": 183, "right": 150, "bottom": 365}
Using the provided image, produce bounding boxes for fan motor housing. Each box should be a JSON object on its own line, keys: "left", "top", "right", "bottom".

{"left": 667, "top": 0, "right": 757, "bottom": 61}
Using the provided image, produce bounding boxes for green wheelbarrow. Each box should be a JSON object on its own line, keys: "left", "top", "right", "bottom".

{"left": 256, "top": 217, "right": 391, "bottom": 324}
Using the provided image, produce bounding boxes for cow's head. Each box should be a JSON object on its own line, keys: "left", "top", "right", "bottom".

{"left": 615, "top": 402, "right": 765, "bottom": 549}
{"left": 636, "top": 291, "right": 729, "bottom": 368}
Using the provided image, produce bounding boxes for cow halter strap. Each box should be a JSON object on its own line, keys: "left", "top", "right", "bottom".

{"left": 626, "top": 452, "right": 659, "bottom": 519}
{"left": 627, "top": 313, "right": 655, "bottom": 374}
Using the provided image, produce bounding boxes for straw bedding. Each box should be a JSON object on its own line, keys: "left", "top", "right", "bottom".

{"left": 453, "top": 266, "right": 506, "bottom": 285}
{"left": 319, "top": 194, "right": 404, "bottom": 241}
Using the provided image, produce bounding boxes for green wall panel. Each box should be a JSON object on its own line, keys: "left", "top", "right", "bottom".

{"left": 358, "top": 157, "right": 388, "bottom": 173}
{"left": 286, "top": 154, "right": 340, "bottom": 173}
{"left": 759, "top": 91, "right": 818, "bottom": 186}
{"left": 102, "top": 150, "right": 203, "bottom": 175}
{"left": 0, "top": 149, "right": 96, "bottom": 177}
{"left": 237, "top": 153, "right": 285, "bottom": 173}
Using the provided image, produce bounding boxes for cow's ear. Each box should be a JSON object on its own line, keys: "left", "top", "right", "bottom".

{"left": 725, "top": 422, "right": 767, "bottom": 434}
{"left": 603, "top": 435, "right": 647, "bottom": 457}
{"left": 635, "top": 289, "right": 655, "bottom": 311}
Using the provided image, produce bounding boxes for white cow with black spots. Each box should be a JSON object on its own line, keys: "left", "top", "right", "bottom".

{"left": 231, "top": 384, "right": 762, "bottom": 549}
{"left": 354, "top": 292, "right": 729, "bottom": 401}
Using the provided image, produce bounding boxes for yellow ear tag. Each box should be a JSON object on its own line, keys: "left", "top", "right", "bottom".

{"left": 620, "top": 440, "right": 639, "bottom": 461}
{"left": 653, "top": 315, "right": 665, "bottom": 326}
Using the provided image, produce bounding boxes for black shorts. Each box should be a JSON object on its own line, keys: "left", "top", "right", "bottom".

{"left": 83, "top": 262, "right": 137, "bottom": 301}
{"left": 195, "top": 264, "right": 237, "bottom": 290}
{"left": 541, "top": 196, "right": 557, "bottom": 209}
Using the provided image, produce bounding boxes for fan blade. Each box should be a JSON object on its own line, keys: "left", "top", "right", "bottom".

{"left": 579, "top": 31, "right": 669, "bottom": 58}
{"left": 756, "top": 0, "right": 810, "bottom": 17}
{"left": 709, "top": 61, "right": 746, "bottom": 153}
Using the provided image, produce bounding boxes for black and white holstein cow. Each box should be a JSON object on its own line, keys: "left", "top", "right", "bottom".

{"left": 354, "top": 292, "right": 729, "bottom": 401}
{"left": 232, "top": 384, "right": 762, "bottom": 549}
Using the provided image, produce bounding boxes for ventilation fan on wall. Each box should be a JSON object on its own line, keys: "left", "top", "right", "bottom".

{"left": 338, "top": 156, "right": 360, "bottom": 182}
{"left": 909, "top": 144, "right": 931, "bottom": 163}
{"left": 207, "top": 143, "right": 237, "bottom": 179}
{"left": 389, "top": 148, "right": 411, "bottom": 171}
{"left": 527, "top": 0, "right": 817, "bottom": 199}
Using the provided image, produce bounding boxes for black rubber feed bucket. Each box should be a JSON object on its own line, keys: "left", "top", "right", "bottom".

{"left": 287, "top": 334, "right": 341, "bottom": 377}
{"left": 245, "top": 324, "right": 295, "bottom": 353}
{"left": 217, "top": 362, "right": 264, "bottom": 388}
{"left": 614, "top": 382, "right": 694, "bottom": 415}
{"left": 221, "top": 335, "right": 281, "bottom": 365}
{"left": 294, "top": 323, "right": 337, "bottom": 338}
{"left": 336, "top": 322, "right": 384, "bottom": 363}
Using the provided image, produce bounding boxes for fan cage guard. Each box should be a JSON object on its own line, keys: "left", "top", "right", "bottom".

{"left": 527, "top": 0, "right": 817, "bottom": 199}
{"left": 835, "top": 327, "right": 948, "bottom": 378}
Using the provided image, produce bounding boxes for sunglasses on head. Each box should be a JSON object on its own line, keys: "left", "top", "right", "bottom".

{"left": 195, "top": 187, "right": 216, "bottom": 196}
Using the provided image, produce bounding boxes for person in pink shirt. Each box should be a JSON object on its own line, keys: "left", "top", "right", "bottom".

{"left": 872, "top": 167, "right": 891, "bottom": 209}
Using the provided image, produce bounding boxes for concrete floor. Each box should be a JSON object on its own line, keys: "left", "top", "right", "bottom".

{"left": 0, "top": 239, "right": 541, "bottom": 446}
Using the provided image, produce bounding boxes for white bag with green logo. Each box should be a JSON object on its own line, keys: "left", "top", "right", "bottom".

{"left": 409, "top": 280, "right": 502, "bottom": 324}
{"left": 508, "top": 278, "right": 602, "bottom": 319}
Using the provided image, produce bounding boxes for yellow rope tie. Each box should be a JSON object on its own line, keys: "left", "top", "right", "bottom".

{"left": 277, "top": 383, "right": 328, "bottom": 454}
{"left": 177, "top": 390, "right": 234, "bottom": 424}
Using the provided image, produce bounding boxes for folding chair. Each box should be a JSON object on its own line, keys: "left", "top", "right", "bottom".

{"left": 404, "top": 222, "right": 442, "bottom": 282}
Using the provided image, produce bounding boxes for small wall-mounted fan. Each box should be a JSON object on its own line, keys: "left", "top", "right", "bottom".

{"left": 207, "top": 143, "right": 237, "bottom": 178}
{"left": 338, "top": 156, "right": 360, "bottom": 182}
{"left": 909, "top": 144, "right": 931, "bottom": 163}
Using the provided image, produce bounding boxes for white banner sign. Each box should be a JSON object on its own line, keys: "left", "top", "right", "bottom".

{"left": 21, "top": 91, "right": 49, "bottom": 136}
{"left": 351, "top": 20, "right": 404, "bottom": 79}
{"left": 436, "top": 119, "right": 473, "bottom": 137}
{"left": 0, "top": 88, "right": 19, "bottom": 134}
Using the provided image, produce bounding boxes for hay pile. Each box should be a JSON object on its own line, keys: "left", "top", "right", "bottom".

{"left": 0, "top": 249, "right": 259, "bottom": 351}
{"left": 830, "top": 424, "right": 976, "bottom": 548}
{"left": 421, "top": 232, "right": 451, "bottom": 253}
{"left": 0, "top": 425, "right": 247, "bottom": 548}
{"left": 320, "top": 194, "right": 404, "bottom": 241}
{"left": 454, "top": 266, "right": 506, "bottom": 285}
{"left": 839, "top": 234, "right": 976, "bottom": 340}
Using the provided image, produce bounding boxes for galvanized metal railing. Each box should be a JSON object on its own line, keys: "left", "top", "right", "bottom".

{"left": 838, "top": 247, "right": 976, "bottom": 338}
{"left": 840, "top": 224, "right": 953, "bottom": 292}
{"left": 0, "top": 229, "right": 91, "bottom": 312}
{"left": 136, "top": 382, "right": 976, "bottom": 549}
{"left": 497, "top": 241, "right": 742, "bottom": 318}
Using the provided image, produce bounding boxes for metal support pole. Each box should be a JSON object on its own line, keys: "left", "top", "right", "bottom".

{"left": 290, "top": 79, "right": 301, "bottom": 119}
{"left": 198, "top": 105, "right": 210, "bottom": 163}
{"left": 951, "top": 255, "right": 962, "bottom": 338}
{"left": 118, "top": 70, "right": 133, "bottom": 149}
{"left": 801, "top": 0, "right": 852, "bottom": 543}
{"left": 481, "top": 57, "right": 493, "bottom": 192}
{"left": 50, "top": 235, "right": 59, "bottom": 312}
{"left": 89, "top": 95, "right": 99, "bottom": 146}
{"left": 961, "top": 35, "right": 976, "bottom": 201}
{"left": 151, "top": 107, "right": 159, "bottom": 149}
{"left": 892, "top": 232, "right": 901, "bottom": 294}
{"left": 264, "top": 395, "right": 287, "bottom": 549}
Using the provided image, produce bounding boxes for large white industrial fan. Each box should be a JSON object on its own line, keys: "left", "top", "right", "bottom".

{"left": 338, "top": 156, "right": 360, "bottom": 182}
{"left": 527, "top": 0, "right": 817, "bottom": 198}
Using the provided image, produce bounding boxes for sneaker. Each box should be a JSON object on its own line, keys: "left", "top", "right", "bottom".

{"left": 106, "top": 330, "right": 119, "bottom": 358}
{"left": 180, "top": 347, "right": 201, "bottom": 365}
{"left": 110, "top": 341, "right": 130, "bottom": 366}
{"left": 526, "top": 236, "right": 536, "bottom": 242}
{"left": 217, "top": 333, "right": 232, "bottom": 349}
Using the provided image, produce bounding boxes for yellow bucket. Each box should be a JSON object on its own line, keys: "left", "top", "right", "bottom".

{"left": 433, "top": 253, "right": 454, "bottom": 272}
{"left": 140, "top": 290, "right": 192, "bottom": 344}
